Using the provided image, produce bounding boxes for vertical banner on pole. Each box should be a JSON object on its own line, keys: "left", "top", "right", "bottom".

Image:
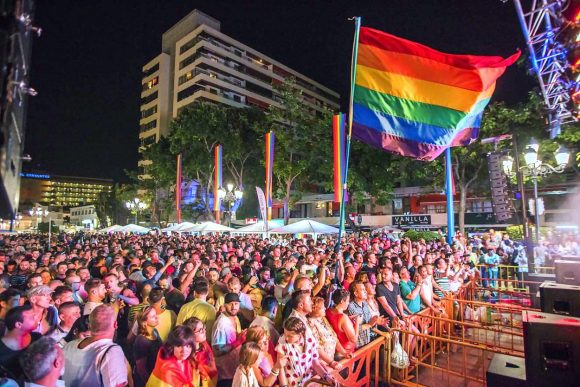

{"left": 333, "top": 114, "right": 348, "bottom": 204}
{"left": 265, "top": 131, "right": 275, "bottom": 221}
{"left": 445, "top": 148, "right": 455, "bottom": 244}
{"left": 214, "top": 145, "right": 222, "bottom": 224}
{"left": 176, "top": 154, "right": 182, "bottom": 224}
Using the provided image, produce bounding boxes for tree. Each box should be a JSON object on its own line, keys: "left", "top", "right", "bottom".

{"left": 450, "top": 92, "right": 563, "bottom": 233}
{"left": 136, "top": 137, "right": 178, "bottom": 226}
{"left": 266, "top": 77, "right": 334, "bottom": 224}
{"left": 140, "top": 102, "right": 266, "bottom": 224}
{"left": 95, "top": 184, "right": 131, "bottom": 227}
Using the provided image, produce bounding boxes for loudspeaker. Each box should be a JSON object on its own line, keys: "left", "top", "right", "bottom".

{"left": 523, "top": 311, "right": 580, "bottom": 386}
{"left": 555, "top": 260, "right": 580, "bottom": 286}
{"left": 524, "top": 272, "right": 556, "bottom": 308}
{"left": 486, "top": 353, "right": 527, "bottom": 387}
{"left": 540, "top": 282, "right": 580, "bottom": 317}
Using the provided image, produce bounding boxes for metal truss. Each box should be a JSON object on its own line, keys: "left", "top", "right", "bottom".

{"left": 513, "top": 0, "right": 577, "bottom": 138}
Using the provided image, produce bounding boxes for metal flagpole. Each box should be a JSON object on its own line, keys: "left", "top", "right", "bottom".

{"left": 336, "top": 16, "right": 361, "bottom": 255}
{"left": 445, "top": 147, "right": 455, "bottom": 244}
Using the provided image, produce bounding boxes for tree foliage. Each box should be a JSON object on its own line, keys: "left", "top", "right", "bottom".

{"left": 265, "top": 77, "right": 334, "bottom": 224}
{"left": 140, "top": 102, "right": 266, "bottom": 223}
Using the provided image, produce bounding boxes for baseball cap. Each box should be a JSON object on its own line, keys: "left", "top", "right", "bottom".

{"left": 224, "top": 292, "right": 240, "bottom": 304}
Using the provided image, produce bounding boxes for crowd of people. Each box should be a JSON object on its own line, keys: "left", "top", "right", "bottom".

{"left": 0, "top": 228, "right": 576, "bottom": 387}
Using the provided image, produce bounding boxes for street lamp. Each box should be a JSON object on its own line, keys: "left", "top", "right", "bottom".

{"left": 218, "top": 183, "right": 243, "bottom": 226}
{"left": 29, "top": 205, "right": 49, "bottom": 232}
{"left": 125, "top": 198, "right": 147, "bottom": 224}
{"left": 503, "top": 138, "right": 570, "bottom": 247}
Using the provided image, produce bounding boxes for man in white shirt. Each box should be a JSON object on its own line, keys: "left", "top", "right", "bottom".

{"left": 212, "top": 292, "right": 243, "bottom": 384}
{"left": 63, "top": 304, "right": 129, "bottom": 387}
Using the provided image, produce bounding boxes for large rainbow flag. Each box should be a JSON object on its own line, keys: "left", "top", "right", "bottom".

{"left": 352, "top": 27, "right": 520, "bottom": 161}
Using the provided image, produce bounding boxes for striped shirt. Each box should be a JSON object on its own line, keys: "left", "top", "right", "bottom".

{"left": 433, "top": 271, "right": 450, "bottom": 298}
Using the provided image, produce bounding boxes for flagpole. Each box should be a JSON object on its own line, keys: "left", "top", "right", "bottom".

{"left": 336, "top": 16, "right": 361, "bottom": 255}
{"left": 176, "top": 154, "right": 182, "bottom": 224}
{"left": 445, "top": 147, "right": 455, "bottom": 245}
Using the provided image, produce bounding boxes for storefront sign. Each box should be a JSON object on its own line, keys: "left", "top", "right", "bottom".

{"left": 392, "top": 215, "right": 431, "bottom": 226}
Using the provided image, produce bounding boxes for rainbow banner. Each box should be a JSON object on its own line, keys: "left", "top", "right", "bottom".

{"left": 265, "top": 131, "right": 275, "bottom": 217}
{"left": 352, "top": 27, "right": 520, "bottom": 161}
{"left": 213, "top": 144, "right": 222, "bottom": 213}
{"left": 333, "top": 114, "right": 347, "bottom": 203}
{"left": 176, "top": 153, "right": 182, "bottom": 223}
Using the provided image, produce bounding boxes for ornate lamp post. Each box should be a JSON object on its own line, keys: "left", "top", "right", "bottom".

{"left": 29, "top": 206, "right": 49, "bottom": 232}
{"left": 502, "top": 139, "right": 570, "bottom": 247}
{"left": 125, "top": 198, "right": 147, "bottom": 224}
{"left": 218, "top": 183, "right": 243, "bottom": 227}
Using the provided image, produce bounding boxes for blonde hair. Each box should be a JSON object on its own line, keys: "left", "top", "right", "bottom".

{"left": 246, "top": 326, "right": 268, "bottom": 345}
{"left": 239, "top": 342, "right": 261, "bottom": 368}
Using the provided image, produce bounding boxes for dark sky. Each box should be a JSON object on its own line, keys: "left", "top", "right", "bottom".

{"left": 25, "top": 0, "right": 536, "bottom": 182}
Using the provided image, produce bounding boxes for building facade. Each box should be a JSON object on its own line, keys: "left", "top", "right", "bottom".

{"left": 70, "top": 204, "right": 99, "bottom": 230}
{"left": 19, "top": 172, "right": 113, "bottom": 210}
{"left": 138, "top": 9, "right": 340, "bottom": 175}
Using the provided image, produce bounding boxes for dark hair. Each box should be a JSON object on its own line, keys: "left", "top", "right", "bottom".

{"left": 84, "top": 278, "right": 102, "bottom": 293}
{"left": 0, "top": 287, "right": 22, "bottom": 302}
{"left": 63, "top": 314, "right": 90, "bottom": 342}
{"left": 291, "top": 289, "right": 310, "bottom": 308}
{"left": 148, "top": 287, "right": 165, "bottom": 304}
{"left": 192, "top": 278, "right": 209, "bottom": 295}
{"left": 162, "top": 326, "right": 195, "bottom": 359}
{"left": 283, "top": 317, "right": 306, "bottom": 335}
{"left": 5, "top": 304, "right": 33, "bottom": 330}
{"left": 349, "top": 280, "right": 365, "bottom": 299}
{"left": 52, "top": 285, "right": 73, "bottom": 301}
{"left": 331, "top": 288, "right": 350, "bottom": 305}
{"left": 182, "top": 316, "right": 202, "bottom": 331}
{"left": 58, "top": 301, "right": 80, "bottom": 314}
{"left": 261, "top": 296, "right": 278, "bottom": 314}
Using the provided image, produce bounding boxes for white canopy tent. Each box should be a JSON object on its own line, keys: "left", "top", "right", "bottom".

{"left": 119, "top": 224, "right": 151, "bottom": 233}
{"left": 98, "top": 225, "right": 123, "bottom": 233}
{"left": 180, "top": 221, "right": 234, "bottom": 234}
{"left": 270, "top": 219, "right": 339, "bottom": 240}
{"left": 232, "top": 221, "right": 280, "bottom": 236}
{"left": 161, "top": 222, "right": 197, "bottom": 233}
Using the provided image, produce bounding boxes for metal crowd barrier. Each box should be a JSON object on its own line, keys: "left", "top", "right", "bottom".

{"left": 304, "top": 280, "right": 539, "bottom": 386}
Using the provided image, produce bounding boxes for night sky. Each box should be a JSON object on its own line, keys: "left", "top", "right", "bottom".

{"left": 25, "top": 0, "right": 536, "bottom": 182}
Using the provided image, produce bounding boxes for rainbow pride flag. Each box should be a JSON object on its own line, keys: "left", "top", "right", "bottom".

{"left": 265, "top": 131, "right": 275, "bottom": 211}
{"left": 352, "top": 27, "right": 520, "bottom": 161}
{"left": 333, "top": 114, "right": 347, "bottom": 203}
{"left": 213, "top": 144, "right": 222, "bottom": 212}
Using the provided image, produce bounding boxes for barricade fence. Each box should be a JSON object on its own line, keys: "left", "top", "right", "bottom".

{"left": 305, "top": 274, "right": 539, "bottom": 386}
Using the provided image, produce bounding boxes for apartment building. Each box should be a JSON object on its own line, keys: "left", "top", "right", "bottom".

{"left": 138, "top": 9, "right": 340, "bottom": 174}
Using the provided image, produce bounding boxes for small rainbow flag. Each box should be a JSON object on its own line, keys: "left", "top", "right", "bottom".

{"left": 265, "top": 131, "right": 275, "bottom": 211}
{"left": 213, "top": 144, "right": 222, "bottom": 212}
{"left": 352, "top": 27, "right": 519, "bottom": 161}
{"left": 333, "top": 114, "right": 347, "bottom": 203}
{"left": 175, "top": 153, "right": 182, "bottom": 223}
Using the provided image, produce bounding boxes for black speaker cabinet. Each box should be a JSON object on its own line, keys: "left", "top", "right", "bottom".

{"left": 486, "top": 353, "right": 527, "bottom": 387}
{"left": 555, "top": 260, "right": 580, "bottom": 286}
{"left": 523, "top": 310, "right": 580, "bottom": 386}
{"left": 524, "top": 272, "right": 556, "bottom": 309}
{"left": 540, "top": 282, "right": 580, "bottom": 317}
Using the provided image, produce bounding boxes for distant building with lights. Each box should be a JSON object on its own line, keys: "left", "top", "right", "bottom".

{"left": 70, "top": 204, "right": 99, "bottom": 230}
{"left": 19, "top": 172, "right": 113, "bottom": 210}
{"left": 138, "top": 9, "right": 340, "bottom": 175}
